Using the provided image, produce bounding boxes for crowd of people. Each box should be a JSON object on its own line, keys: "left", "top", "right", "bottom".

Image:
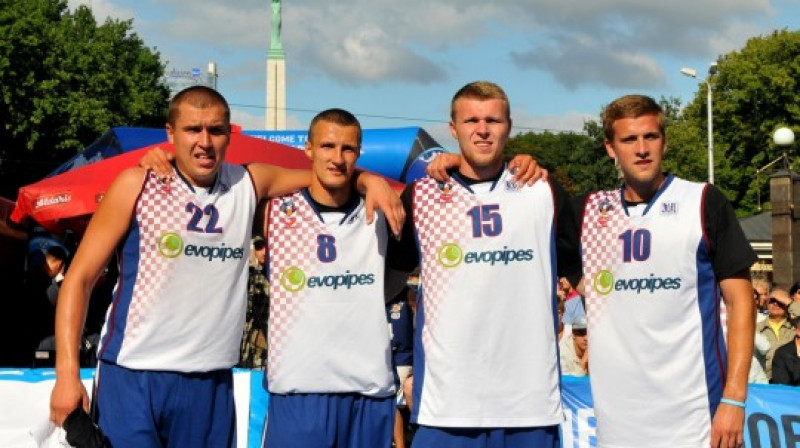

{"left": 6, "top": 82, "right": 791, "bottom": 448}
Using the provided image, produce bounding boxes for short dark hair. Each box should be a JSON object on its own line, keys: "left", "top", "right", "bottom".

{"left": 790, "top": 282, "right": 800, "bottom": 297}
{"left": 601, "top": 94, "right": 665, "bottom": 141}
{"left": 168, "top": 86, "right": 230, "bottom": 127}
{"left": 308, "top": 108, "right": 362, "bottom": 146}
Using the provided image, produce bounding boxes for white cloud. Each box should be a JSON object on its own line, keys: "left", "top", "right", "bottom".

{"left": 100, "top": 0, "right": 783, "bottom": 90}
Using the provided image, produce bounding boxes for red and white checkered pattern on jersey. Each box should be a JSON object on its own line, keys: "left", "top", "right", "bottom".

{"left": 413, "top": 178, "right": 472, "bottom": 345}
{"left": 581, "top": 190, "right": 628, "bottom": 331}
{"left": 127, "top": 172, "right": 186, "bottom": 343}
{"left": 266, "top": 192, "right": 320, "bottom": 374}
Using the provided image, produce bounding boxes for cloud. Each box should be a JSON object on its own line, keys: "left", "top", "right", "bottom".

{"left": 84, "top": 0, "right": 787, "bottom": 93}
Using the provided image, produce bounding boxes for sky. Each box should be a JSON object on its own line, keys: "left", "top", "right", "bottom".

{"left": 69, "top": 0, "right": 800, "bottom": 151}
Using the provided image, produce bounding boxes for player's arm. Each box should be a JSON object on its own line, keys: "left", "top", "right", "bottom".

{"left": 50, "top": 168, "right": 144, "bottom": 427}
{"left": 387, "top": 184, "right": 418, "bottom": 273}
{"left": 247, "top": 163, "right": 404, "bottom": 237}
{"left": 710, "top": 271, "right": 754, "bottom": 448}
{"left": 551, "top": 179, "right": 583, "bottom": 289}
{"left": 425, "top": 152, "right": 547, "bottom": 185}
{"left": 354, "top": 171, "right": 404, "bottom": 238}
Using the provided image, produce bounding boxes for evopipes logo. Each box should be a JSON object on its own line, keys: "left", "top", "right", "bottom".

{"left": 157, "top": 232, "right": 245, "bottom": 262}
{"left": 279, "top": 267, "right": 375, "bottom": 293}
{"left": 593, "top": 270, "right": 682, "bottom": 295}
{"left": 437, "top": 243, "right": 534, "bottom": 268}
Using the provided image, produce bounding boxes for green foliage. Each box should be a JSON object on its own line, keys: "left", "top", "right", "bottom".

{"left": 671, "top": 29, "right": 800, "bottom": 216}
{"left": 506, "top": 96, "right": 691, "bottom": 199}
{"left": 506, "top": 118, "right": 616, "bottom": 198}
{"left": 0, "top": 0, "right": 170, "bottom": 198}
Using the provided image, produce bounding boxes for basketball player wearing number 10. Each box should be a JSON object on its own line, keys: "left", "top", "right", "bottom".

{"left": 579, "top": 94, "right": 755, "bottom": 448}
{"left": 390, "top": 81, "right": 582, "bottom": 448}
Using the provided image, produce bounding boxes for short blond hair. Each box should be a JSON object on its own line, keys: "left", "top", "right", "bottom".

{"left": 450, "top": 81, "right": 510, "bottom": 120}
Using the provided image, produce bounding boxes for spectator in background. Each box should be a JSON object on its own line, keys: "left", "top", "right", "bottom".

{"left": 401, "top": 269, "right": 419, "bottom": 415}
{"left": 788, "top": 282, "right": 800, "bottom": 319}
{"left": 559, "top": 276, "right": 586, "bottom": 327}
{"left": 556, "top": 297, "right": 567, "bottom": 342}
{"left": 239, "top": 236, "right": 269, "bottom": 368}
{"left": 771, "top": 323, "right": 800, "bottom": 386}
{"left": 559, "top": 318, "right": 588, "bottom": 376}
{"left": 26, "top": 244, "right": 68, "bottom": 366}
{"left": 755, "top": 287, "right": 797, "bottom": 379}
{"left": 386, "top": 277, "right": 415, "bottom": 448}
{"left": 752, "top": 278, "right": 771, "bottom": 321}
{"left": 749, "top": 331, "right": 770, "bottom": 384}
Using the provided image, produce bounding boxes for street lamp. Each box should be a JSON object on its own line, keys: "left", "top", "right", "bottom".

{"left": 680, "top": 63, "right": 718, "bottom": 184}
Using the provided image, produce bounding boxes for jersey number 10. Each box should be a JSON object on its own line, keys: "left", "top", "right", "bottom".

{"left": 619, "top": 228, "right": 651, "bottom": 262}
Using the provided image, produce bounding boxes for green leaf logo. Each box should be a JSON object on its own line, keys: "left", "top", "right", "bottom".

{"left": 438, "top": 243, "right": 463, "bottom": 268}
{"left": 593, "top": 270, "right": 614, "bottom": 295}
{"left": 158, "top": 232, "right": 184, "bottom": 258}
{"left": 281, "top": 266, "right": 306, "bottom": 292}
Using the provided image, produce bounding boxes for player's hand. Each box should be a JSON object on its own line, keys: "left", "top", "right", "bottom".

{"left": 508, "top": 154, "right": 547, "bottom": 185}
{"left": 50, "top": 376, "right": 90, "bottom": 427}
{"left": 710, "top": 402, "right": 745, "bottom": 448}
{"left": 360, "top": 172, "right": 405, "bottom": 238}
{"left": 139, "top": 146, "right": 174, "bottom": 182}
{"left": 426, "top": 153, "right": 461, "bottom": 181}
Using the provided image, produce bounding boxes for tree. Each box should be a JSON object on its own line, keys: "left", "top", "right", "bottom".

{"left": 506, "top": 121, "right": 619, "bottom": 198}
{"left": 671, "top": 29, "right": 800, "bottom": 216}
{"left": 0, "top": 0, "right": 169, "bottom": 199}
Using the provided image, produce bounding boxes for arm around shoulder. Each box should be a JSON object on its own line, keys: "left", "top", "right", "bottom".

{"left": 246, "top": 163, "right": 311, "bottom": 201}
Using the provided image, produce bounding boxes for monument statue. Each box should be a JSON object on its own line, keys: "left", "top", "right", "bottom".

{"left": 270, "top": 0, "right": 283, "bottom": 52}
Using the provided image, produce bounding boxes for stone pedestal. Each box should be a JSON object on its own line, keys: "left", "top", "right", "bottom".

{"left": 770, "top": 170, "right": 800, "bottom": 286}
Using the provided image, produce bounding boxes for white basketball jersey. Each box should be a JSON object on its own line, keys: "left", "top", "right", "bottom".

{"left": 266, "top": 190, "right": 394, "bottom": 397}
{"left": 411, "top": 171, "right": 562, "bottom": 428}
{"left": 99, "top": 164, "right": 256, "bottom": 372}
{"left": 581, "top": 176, "right": 724, "bottom": 448}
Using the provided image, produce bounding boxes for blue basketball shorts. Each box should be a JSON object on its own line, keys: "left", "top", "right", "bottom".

{"left": 93, "top": 361, "right": 236, "bottom": 448}
{"left": 262, "top": 392, "right": 394, "bottom": 448}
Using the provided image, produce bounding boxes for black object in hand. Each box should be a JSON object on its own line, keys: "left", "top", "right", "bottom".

{"left": 62, "top": 407, "right": 107, "bottom": 448}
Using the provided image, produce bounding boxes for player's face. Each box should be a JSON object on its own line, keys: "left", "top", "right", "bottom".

{"left": 604, "top": 113, "right": 666, "bottom": 201}
{"left": 167, "top": 104, "right": 230, "bottom": 187}
{"left": 305, "top": 121, "right": 360, "bottom": 195}
{"left": 450, "top": 97, "right": 510, "bottom": 179}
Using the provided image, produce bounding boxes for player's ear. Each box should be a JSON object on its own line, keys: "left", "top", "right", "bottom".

{"left": 304, "top": 139, "right": 313, "bottom": 161}
{"left": 604, "top": 140, "right": 616, "bottom": 160}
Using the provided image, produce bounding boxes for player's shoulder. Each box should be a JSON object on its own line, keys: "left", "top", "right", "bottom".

{"left": 112, "top": 167, "right": 149, "bottom": 192}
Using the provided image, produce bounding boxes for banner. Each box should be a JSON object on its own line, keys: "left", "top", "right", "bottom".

{"left": 560, "top": 376, "right": 800, "bottom": 448}
{"left": 2, "top": 369, "right": 798, "bottom": 448}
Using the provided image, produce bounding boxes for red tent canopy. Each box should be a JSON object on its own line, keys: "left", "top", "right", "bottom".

{"left": 12, "top": 133, "right": 403, "bottom": 234}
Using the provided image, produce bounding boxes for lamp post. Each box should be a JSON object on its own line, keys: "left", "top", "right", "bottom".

{"left": 680, "top": 63, "right": 718, "bottom": 184}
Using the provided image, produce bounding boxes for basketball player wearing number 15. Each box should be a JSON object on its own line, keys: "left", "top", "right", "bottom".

{"left": 579, "top": 94, "right": 756, "bottom": 448}
{"left": 390, "top": 81, "right": 582, "bottom": 448}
